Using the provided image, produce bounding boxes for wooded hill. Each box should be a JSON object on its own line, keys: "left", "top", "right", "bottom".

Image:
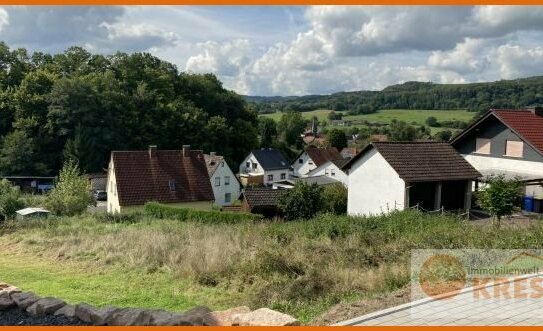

{"left": 0, "top": 42, "right": 259, "bottom": 176}
{"left": 248, "top": 76, "right": 543, "bottom": 114}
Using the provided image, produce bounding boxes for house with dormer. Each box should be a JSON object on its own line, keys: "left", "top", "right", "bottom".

{"left": 451, "top": 107, "right": 543, "bottom": 197}
{"left": 239, "top": 148, "right": 291, "bottom": 186}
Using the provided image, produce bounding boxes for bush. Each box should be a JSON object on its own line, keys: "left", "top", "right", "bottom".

{"left": 476, "top": 175, "right": 523, "bottom": 228}
{"left": 278, "top": 182, "right": 323, "bottom": 220}
{"left": 0, "top": 179, "right": 25, "bottom": 221}
{"left": 144, "top": 202, "right": 262, "bottom": 223}
{"left": 321, "top": 183, "right": 348, "bottom": 215}
{"left": 45, "top": 160, "right": 94, "bottom": 216}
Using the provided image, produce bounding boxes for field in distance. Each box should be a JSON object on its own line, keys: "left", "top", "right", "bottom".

{"left": 260, "top": 109, "right": 477, "bottom": 131}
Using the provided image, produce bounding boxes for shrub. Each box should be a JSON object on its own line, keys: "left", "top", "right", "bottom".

{"left": 144, "top": 202, "right": 262, "bottom": 223}
{"left": 0, "top": 179, "right": 25, "bottom": 221}
{"left": 45, "top": 160, "right": 94, "bottom": 216}
{"left": 476, "top": 175, "right": 523, "bottom": 228}
{"left": 322, "top": 183, "right": 348, "bottom": 215}
{"left": 278, "top": 182, "right": 323, "bottom": 220}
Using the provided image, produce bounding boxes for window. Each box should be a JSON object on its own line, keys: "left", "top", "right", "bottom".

{"left": 245, "top": 161, "right": 250, "bottom": 169}
{"left": 308, "top": 161, "right": 314, "bottom": 165}
{"left": 331, "top": 169, "right": 336, "bottom": 176}
{"left": 221, "top": 161, "right": 224, "bottom": 167}
{"left": 325, "top": 169, "right": 329, "bottom": 175}
{"left": 252, "top": 162, "right": 258, "bottom": 170}
{"left": 298, "top": 159, "right": 303, "bottom": 164}
{"left": 281, "top": 173, "right": 286, "bottom": 180}
{"left": 268, "top": 174, "right": 274, "bottom": 181}
{"left": 505, "top": 140, "right": 523, "bottom": 158}
{"left": 215, "top": 177, "right": 220, "bottom": 186}
{"left": 475, "top": 138, "right": 491, "bottom": 154}
{"left": 225, "top": 193, "right": 231, "bottom": 203}
{"left": 225, "top": 176, "right": 230, "bottom": 186}
{"left": 168, "top": 180, "right": 176, "bottom": 191}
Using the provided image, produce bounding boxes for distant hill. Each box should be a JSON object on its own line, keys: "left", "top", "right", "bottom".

{"left": 247, "top": 76, "right": 543, "bottom": 115}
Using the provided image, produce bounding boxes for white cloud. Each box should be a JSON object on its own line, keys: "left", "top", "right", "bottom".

{"left": 185, "top": 39, "right": 251, "bottom": 76}
{"left": 495, "top": 44, "right": 543, "bottom": 79}
{"left": 427, "top": 38, "right": 491, "bottom": 74}
{"left": 0, "top": 8, "right": 8, "bottom": 32}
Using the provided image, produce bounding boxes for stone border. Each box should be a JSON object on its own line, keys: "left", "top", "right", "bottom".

{"left": 0, "top": 283, "right": 299, "bottom": 326}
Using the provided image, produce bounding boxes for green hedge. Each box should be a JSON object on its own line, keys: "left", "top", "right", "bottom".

{"left": 144, "top": 202, "right": 262, "bottom": 224}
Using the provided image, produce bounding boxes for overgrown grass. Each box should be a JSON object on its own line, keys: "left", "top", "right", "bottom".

{"left": 1, "top": 210, "right": 542, "bottom": 323}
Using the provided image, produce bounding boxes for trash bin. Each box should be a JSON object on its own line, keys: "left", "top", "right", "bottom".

{"left": 523, "top": 196, "right": 534, "bottom": 212}
{"left": 534, "top": 198, "right": 543, "bottom": 214}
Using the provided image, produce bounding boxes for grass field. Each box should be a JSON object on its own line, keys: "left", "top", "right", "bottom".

{"left": 1, "top": 211, "right": 542, "bottom": 324}
{"left": 261, "top": 109, "right": 476, "bottom": 130}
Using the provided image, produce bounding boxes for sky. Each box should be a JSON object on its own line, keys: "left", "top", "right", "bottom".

{"left": 1, "top": 6, "right": 543, "bottom": 96}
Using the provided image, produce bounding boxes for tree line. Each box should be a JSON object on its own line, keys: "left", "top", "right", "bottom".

{"left": 248, "top": 77, "right": 543, "bottom": 115}
{"left": 0, "top": 42, "right": 260, "bottom": 176}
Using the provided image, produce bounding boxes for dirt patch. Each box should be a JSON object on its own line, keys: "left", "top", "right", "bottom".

{"left": 470, "top": 213, "right": 542, "bottom": 228}
{"left": 310, "top": 287, "right": 410, "bottom": 326}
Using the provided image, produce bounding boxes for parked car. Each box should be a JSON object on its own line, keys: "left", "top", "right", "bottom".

{"left": 94, "top": 190, "right": 107, "bottom": 201}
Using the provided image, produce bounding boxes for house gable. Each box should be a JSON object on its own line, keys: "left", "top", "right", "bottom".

{"left": 453, "top": 113, "right": 543, "bottom": 163}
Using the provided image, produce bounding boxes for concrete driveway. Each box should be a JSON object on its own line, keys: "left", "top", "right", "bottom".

{"left": 337, "top": 272, "right": 543, "bottom": 326}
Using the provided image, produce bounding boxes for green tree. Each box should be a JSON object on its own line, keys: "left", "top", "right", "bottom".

{"left": 0, "top": 129, "right": 48, "bottom": 175}
{"left": 45, "top": 161, "right": 93, "bottom": 216}
{"left": 322, "top": 183, "right": 348, "bottom": 215}
{"left": 258, "top": 117, "right": 278, "bottom": 147}
{"left": 0, "top": 179, "right": 24, "bottom": 221}
{"left": 477, "top": 175, "right": 523, "bottom": 228}
{"left": 425, "top": 116, "right": 439, "bottom": 127}
{"left": 328, "top": 129, "right": 347, "bottom": 150}
{"left": 278, "top": 111, "right": 307, "bottom": 147}
{"left": 278, "top": 182, "right": 323, "bottom": 220}
{"left": 388, "top": 120, "right": 418, "bottom": 141}
{"left": 434, "top": 130, "right": 453, "bottom": 142}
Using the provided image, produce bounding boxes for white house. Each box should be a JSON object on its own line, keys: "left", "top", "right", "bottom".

{"left": 239, "top": 148, "right": 291, "bottom": 186}
{"left": 306, "top": 158, "right": 349, "bottom": 186}
{"left": 292, "top": 147, "right": 342, "bottom": 177}
{"left": 204, "top": 152, "right": 240, "bottom": 206}
{"left": 451, "top": 108, "right": 543, "bottom": 197}
{"left": 343, "top": 142, "right": 480, "bottom": 216}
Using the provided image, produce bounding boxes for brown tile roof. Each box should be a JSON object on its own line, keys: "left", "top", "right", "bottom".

{"left": 305, "top": 147, "right": 343, "bottom": 167}
{"left": 203, "top": 154, "right": 224, "bottom": 176}
{"left": 242, "top": 188, "right": 286, "bottom": 209}
{"left": 112, "top": 149, "right": 214, "bottom": 206}
{"left": 343, "top": 142, "right": 481, "bottom": 182}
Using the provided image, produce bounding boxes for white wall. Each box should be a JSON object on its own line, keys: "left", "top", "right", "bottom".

{"left": 239, "top": 152, "right": 290, "bottom": 186}
{"left": 347, "top": 148, "right": 406, "bottom": 216}
{"left": 292, "top": 152, "right": 316, "bottom": 177}
{"left": 463, "top": 154, "right": 543, "bottom": 196}
{"left": 262, "top": 169, "right": 290, "bottom": 186}
{"left": 308, "top": 161, "right": 348, "bottom": 186}
{"left": 106, "top": 158, "right": 121, "bottom": 214}
{"left": 239, "top": 153, "right": 264, "bottom": 175}
{"left": 210, "top": 160, "right": 241, "bottom": 206}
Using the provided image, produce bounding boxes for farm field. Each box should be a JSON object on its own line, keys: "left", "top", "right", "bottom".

{"left": 261, "top": 109, "right": 477, "bottom": 132}
{"left": 1, "top": 211, "right": 543, "bottom": 324}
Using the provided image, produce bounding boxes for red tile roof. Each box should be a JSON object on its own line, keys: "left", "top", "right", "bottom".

{"left": 492, "top": 109, "right": 543, "bottom": 155}
{"left": 112, "top": 149, "right": 214, "bottom": 206}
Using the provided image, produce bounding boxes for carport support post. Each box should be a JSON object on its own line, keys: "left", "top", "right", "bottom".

{"left": 434, "top": 182, "right": 442, "bottom": 211}
{"left": 464, "top": 180, "right": 472, "bottom": 213}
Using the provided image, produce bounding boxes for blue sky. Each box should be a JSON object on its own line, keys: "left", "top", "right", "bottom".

{"left": 1, "top": 6, "right": 543, "bottom": 96}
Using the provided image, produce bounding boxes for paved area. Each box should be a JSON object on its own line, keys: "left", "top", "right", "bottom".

{"left": 338, "top": 273, "right": 543, "bottom": 326}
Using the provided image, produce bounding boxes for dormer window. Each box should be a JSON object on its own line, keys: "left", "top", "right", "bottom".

{"left": 168, "top": 180, "right": 176, "bottom": 191}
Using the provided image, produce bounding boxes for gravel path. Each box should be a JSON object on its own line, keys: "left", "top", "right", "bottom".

{"left": 0, "top": 308, "right": 89, "bottom": 326}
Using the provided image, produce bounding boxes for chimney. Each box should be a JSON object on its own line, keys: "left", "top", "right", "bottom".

{"left": 210, "top": 152, "right": 216, "bottom": 157}
{"left": 528, "top": 106, "right": 543, "bottom": 117}
{"left": 182, "top": 145, "right": 190, "bottom": 157}
{"left": 149, "top": 145, "right": 157, "bottom": 158}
